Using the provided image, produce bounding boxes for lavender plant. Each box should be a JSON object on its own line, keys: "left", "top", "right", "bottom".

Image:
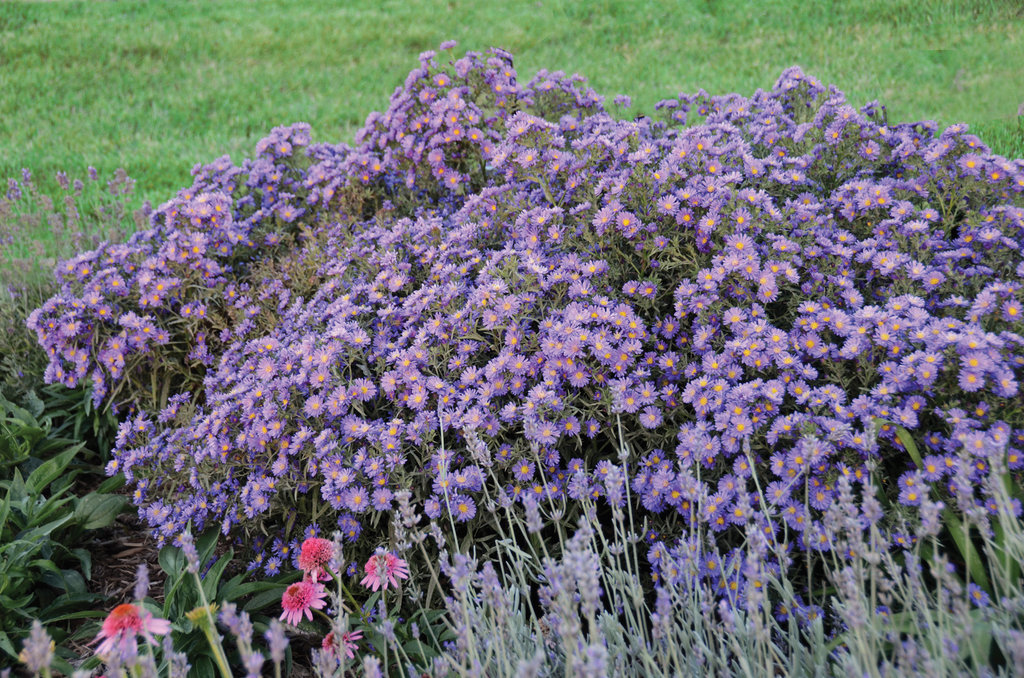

{"left": 24, "top": 43, "right": 1024, "bottom": 663}
{"left": 0, "top": 167, "right": 145, "bottom": 397}
{"left": 19, "top": 425, "right": 1024, "bottom": 676}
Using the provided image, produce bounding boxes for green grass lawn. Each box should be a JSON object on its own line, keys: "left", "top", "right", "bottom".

{"left": 1, "top": 0, "right": 1022, "bottom": 210}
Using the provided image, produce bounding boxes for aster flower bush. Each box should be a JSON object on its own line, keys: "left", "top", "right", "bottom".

{"left": 22, "top": 40, "right": 1024, "bottom": 673}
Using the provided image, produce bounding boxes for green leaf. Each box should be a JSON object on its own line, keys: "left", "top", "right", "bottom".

{"left": 74, "top": 492, "right": 128, "bottom": 530}
{"left": 25, "top": 444, "right": 82, "bottom": 494}
{"left": 944, "top": 507, "right": 991, "bottom": 593}
{"left": 202, "top": 548, "right": 234, "bottom": 601}
{"left": 196, "top": 527, "right": 220, "bottom": 562}
{"left": 159, "top": 542, "right": 186, "bottom": 578}
{"left": 219, "top": 571, "right": 296, "bottom": 605}
{"left": 893, "top": 424, "right": 925, "bottom": 468}
{"left": 19, "top": 512, "right": 74, "bottom": 542}
{"left": 71, "top": 548, "right": 92, "bottom": 580}
{"left": 890, "top": 422, "right": 992, "bottom": 592}
{"left": 0, "top": 484, "right": 11, "bottom": 533}
{"left": 95, "top": 473, "right": 126, "bottom": 494}
{"left": 992, "top": 518, "right": 1021, "bottom": 583}
{"left": 0, "top": 630, "right": 17, "bottom": 660}
{"left": 244, "top": 587, "right": 288, "bottom": 613}
{"left": 39, "top": 598, "right": 105, "bottom": 622}
{"left": 192, "top": 653, "right": 216, "bottom": 678}
{"left": 0, "top": 591, "right": 35, "bottom": 612}
{"left": 23, "top": 389, "right": 44, "bottom": 420}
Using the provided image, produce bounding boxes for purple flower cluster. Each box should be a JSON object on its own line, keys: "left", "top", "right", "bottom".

{"left": 29, "top": 46, "right": 1024, "bottom": 588}
{"left": 26, "top": 123, "right": 317, "bottom": 408}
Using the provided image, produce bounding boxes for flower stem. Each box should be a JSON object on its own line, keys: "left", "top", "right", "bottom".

{"left": 187, "top": 570, "right": 233, "bottom": 678}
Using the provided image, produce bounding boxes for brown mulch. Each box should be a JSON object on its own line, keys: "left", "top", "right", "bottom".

{"left": 85, "top": 508, "right": 166, "bottom": 605}
{"left": 61, "top": 486, "right": 166, "bottom": 663}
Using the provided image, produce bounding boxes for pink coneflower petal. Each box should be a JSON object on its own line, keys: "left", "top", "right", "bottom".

{"left": 323, "top": 629, "right": 363, "bottom": 659}
{"left": 359, "top": 550, "right": 410, "bottom": 592}
{"left": 278, "top": 577, "right": 325, "bottom": 626}
{"left": 297, "top": 537, "right": 334, "bottom": 581}
{"left": 93, "top": 603, "right": 171, "bottom": 660}
{"left": 280, "top": 578, "right": 327, "bottom": 626}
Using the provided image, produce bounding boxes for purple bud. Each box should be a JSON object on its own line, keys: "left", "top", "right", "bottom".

{"left": 363, "top": 656, "right": 382, "bottom": 678}
{"left": 134, "top": 563, "right": 150, "bottom": 602}
{"left": 163, "top": 636, "right": 191, "bottom": 678}
{"left": 180, "top": 532, "right": 200, "bottom": 574}
{"left": 524, "top": 496, "right": 542, "bottom": 533}
{"left": 243, "top": 651, "right": 264, "bottom": 678}
{"left": 264, "top": 620, "right": 289, "bottom": 664}
{"left": 18, "top": 620, "right": 53, "bottom": 673}
{"left": 582, "top": 643, "right": 607, "bottom": 677}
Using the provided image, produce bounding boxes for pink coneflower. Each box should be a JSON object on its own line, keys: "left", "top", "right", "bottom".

{"left": 280, "top": 578, "right": 328, "bottom": 626}
{"left": 297, "top": 537, "right": 334, "bottom": 581}
{"left": 93, "top": 603, "right": 171, "bottom": 660}
{"left": 359, "top": 550, "right": 409, "bottom": 592}
{"left": 322, "top": 628, "right": 363, "bottom": 659}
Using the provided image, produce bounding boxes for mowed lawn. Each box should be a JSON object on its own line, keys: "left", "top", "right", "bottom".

{"left": 1, "top": 0, "right": 1022, "bottom": 209}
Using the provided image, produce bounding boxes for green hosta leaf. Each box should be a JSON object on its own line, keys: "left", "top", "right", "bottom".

{"left": 74, "top": 492, "right": 128, "bottom": 530}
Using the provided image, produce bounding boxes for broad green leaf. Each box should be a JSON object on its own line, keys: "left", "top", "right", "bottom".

{"left": 159, "top": 542, "right": 186, "bottom": 578}
{"left": 197, "top": 527, "right": 220, "bottom": 562}
{"left": 95, "top": 474, "right": 126, "bottom": 494}
{"left": 71, "top": 547, "right": 92, "bottom": 580}
{"left": 202, "top": 548, "right": 234, "bottom": 601}
{"left": 0, "top": 591, "right": 34, "bottom": 612}
{"left": 244, "top": 587, "right": 288, "bottom": 613}
{"left": 25, "top": 444, "right": 82, "bottom": 494}
{"left": 25, "top": 493, "right": 76, "bottom": 529}
{"left": 19, "top": 512, "right": 74, "bottom": 542}
{"left": 193, "top": 654, "right": 216, "bottom": 678}
{"left": 74, "top": 492, "right": 128, "bottom": 530}
{"left": 51, "top": 568, "right": 88, "bottom": 596}
{"left": 219, "top": 572, "right": 296, "bottom": 604}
